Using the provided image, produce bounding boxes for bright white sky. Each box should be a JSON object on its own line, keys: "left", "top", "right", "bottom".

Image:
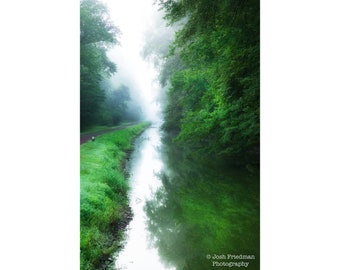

{"left": 101, "top": 0, "right": 162, "bottom": 122}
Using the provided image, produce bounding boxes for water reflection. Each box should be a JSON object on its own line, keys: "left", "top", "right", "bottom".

{"left": 110, "top": 126, "right": 259, "bottom": 270}
{"left": 110, "top": 126, "right": 174, "bottom": 270}
{"left": 145, "top": 139, "right": 260, "bottom": 270}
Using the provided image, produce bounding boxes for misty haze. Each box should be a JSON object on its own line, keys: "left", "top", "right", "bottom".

{"left": 80, "top": 0, "right": 260, "bottom": 269}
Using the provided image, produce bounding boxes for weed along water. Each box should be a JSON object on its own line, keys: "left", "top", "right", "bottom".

{"left": 108, "top": 124, "right": 260, "bottom": 270}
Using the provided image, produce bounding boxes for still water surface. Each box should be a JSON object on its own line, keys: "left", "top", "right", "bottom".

{"left": 111, "top": 126, "right": 173, "bottom": 270}
{"left": 111, "top": 126, "right": 260, "bottom": 270}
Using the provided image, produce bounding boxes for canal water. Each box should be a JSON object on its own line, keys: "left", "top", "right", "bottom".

{"left": 109, "top": 125, "right": 174, "bottom": 270}
{"left": 110, "top": 125, "right": 260, "bottom": 270}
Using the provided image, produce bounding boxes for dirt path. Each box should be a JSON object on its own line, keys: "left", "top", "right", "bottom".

{"left": 80, "top": 123, "right": 139, "bottom": 145}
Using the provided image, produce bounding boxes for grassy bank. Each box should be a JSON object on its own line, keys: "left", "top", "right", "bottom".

{"left": 80, "top": 122, "right": 137, "bottom": 134}
{"left": 80, "top": 122, "right": 149, "bottom": 270}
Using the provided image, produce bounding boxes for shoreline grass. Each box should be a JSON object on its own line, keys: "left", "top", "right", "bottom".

{"left": 80, "top": 122, "right": 149, "bottom": 270}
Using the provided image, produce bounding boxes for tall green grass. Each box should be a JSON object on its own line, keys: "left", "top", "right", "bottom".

{"left": 80, "top": 122, "right": 149, "bottom": 270}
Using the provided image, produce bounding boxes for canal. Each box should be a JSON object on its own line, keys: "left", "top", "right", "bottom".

{"left": 110, "top": 124, "right": 260, "bottom": 270}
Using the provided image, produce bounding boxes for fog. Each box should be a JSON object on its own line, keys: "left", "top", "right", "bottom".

{"left": 101, "top": 0, "right": 170, "bottom": 123}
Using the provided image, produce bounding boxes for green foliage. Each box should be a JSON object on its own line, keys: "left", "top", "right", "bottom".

{"left": 80, "top": 123, "right": 149, "bottom": 270}
{"left": 99, "top": 82, "right": 131, "bottom": 126}
{"left": 80, "top": 0, "right": 120, "bottom": 129}
{"left": 80, "top": 0, "right": 119, "bottom": 45}
{"left": 157, "top": 0, "right": 260, "bottom": 164}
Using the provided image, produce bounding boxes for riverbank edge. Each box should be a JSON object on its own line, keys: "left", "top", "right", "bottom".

{"left": 80, "top": 122, "right": 150, "bottom": 270}
{"left": 100, "top": 127, "right": 148, "bottom": 269}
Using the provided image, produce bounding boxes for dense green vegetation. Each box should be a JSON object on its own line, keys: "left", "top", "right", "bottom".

{"left": 80, "top": 0, "right": 140, "bottom": 130}
{"left": 99, "top": 82, "right": 135, "bottom": 126}
{"left": 80, "top": 123, "right": 149, "bottom": 270}
{"left": 80, "top": 0, "right": 118, "bottom": 129}
{"left": 156, "top": 0, "right": 260, "bottom": 165}
{"left": 145, "top": 140, "right": 260, "bottom": 270}
{"left": 143, "top": 3, "right": 261, "bottom": 266}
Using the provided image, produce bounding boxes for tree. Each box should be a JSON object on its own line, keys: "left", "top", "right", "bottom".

{"left": 80, "top": 0, "right": 119, "bottom": 45}
{"left": 100, "top": 82, "right": 131, "bottom": 125}
{"left": 80, "top": 0, "right": 120, "bottom": 129}
{"left": 156, "top": 0, "right": 260, "bottom": 165}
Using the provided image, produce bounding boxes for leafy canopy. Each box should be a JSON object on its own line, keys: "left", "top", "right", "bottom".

{"left": 157, "top": 0, "right": 260, "bottom": 165}
{"left": 80, "top": 0, "right": 120, "bottom": 129}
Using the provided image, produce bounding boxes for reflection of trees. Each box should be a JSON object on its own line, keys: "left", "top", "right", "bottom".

{"left": 145, "top": 142, "right": 260, "bottom": 270}
{"left": 146, "top": 184, "right": 187, "bottom": 269}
